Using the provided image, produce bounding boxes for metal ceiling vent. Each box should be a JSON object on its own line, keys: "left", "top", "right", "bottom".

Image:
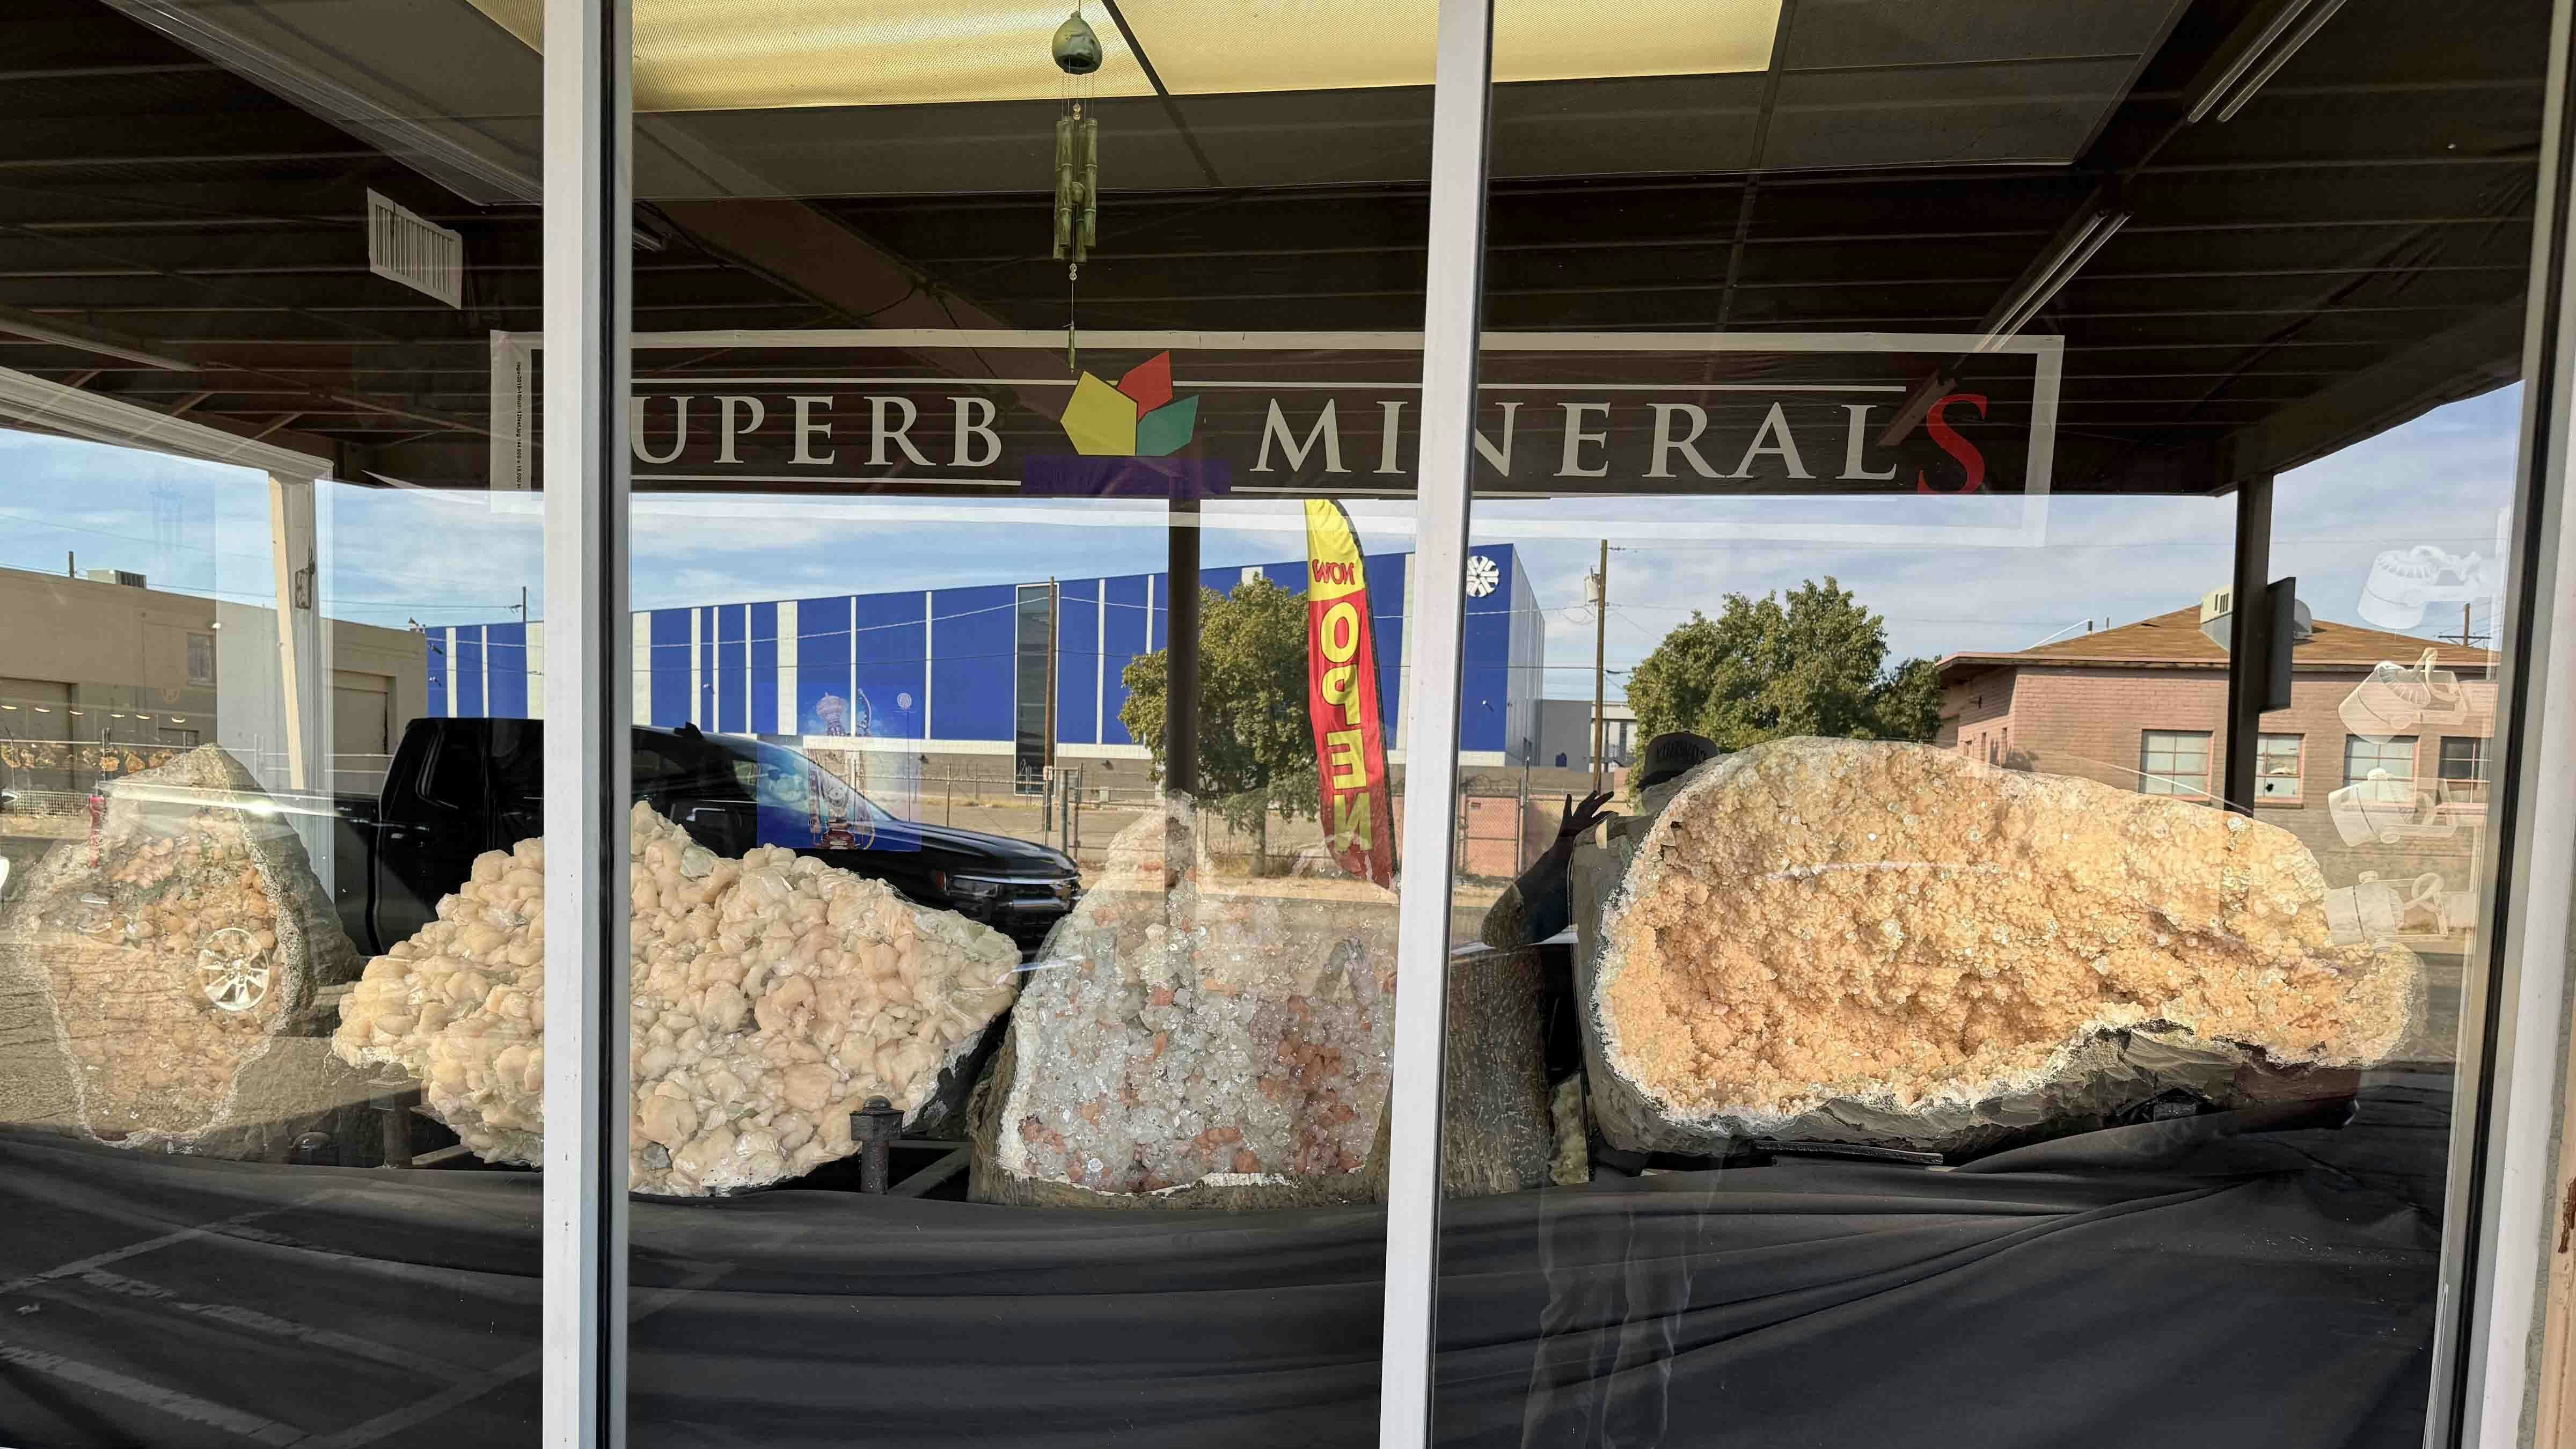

{"left": 366, "top": 190, "right": 463, "bottom": 309}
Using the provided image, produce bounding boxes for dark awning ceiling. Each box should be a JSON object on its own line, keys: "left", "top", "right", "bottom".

{"left": 0, "top": 0, "right": 2544, "bottom": 496}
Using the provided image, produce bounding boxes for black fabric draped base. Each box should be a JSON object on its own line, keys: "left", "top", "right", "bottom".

{"left": 0, "top": 1076, "right": 2451, "bottom": 1449}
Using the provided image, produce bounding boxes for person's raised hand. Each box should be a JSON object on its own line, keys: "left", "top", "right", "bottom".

{"left": 1557, "top": 789, "right": 1618, "bottom": 842}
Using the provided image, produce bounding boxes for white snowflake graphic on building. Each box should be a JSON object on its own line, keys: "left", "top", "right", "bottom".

{"left": 1465, "top": 554, "right": 1499, "bottom": 597}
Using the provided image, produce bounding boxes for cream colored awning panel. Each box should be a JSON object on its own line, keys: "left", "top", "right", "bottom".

{"left": 464, "top": 0, "right": 1779, "bottom": 112}
{"left": 464, "top": 1, "right": 1156, "bottom": 110}
{"left": 1119, "top": 0, "right": 1777, "bottom": 94}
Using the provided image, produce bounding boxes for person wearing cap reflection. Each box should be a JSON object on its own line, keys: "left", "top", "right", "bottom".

{"left": 1482, "top": 731, "right": 1721, "bottom": 955}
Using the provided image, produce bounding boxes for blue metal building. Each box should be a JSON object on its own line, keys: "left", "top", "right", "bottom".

{"left": 424, "top": 545, "right": 1543, "bottom": 768}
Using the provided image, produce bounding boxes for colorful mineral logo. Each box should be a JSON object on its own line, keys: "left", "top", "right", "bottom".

{"left": 1059, "top": 352, "right": 1200, "bottom": 457}
{"left": 1024, "top": 351, "right": 1230, "bottom": 499}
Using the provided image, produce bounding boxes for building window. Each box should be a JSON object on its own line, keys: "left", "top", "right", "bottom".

{"left": 2139, "top": 729, "right": 2212, "bottom": 796}
{"left": 420, "top": 724, "right": 487, "bottom": 809}
{"left": 186, "top": 632, "right": 215, "bottom": 685}
{"left": 2439, "top": 736, "right": 2491, "bottom": 805}
{"left": 1013, "top": 583, "right": 1055, "bottom": 788}
{"left": 2256, "top": 733, "right": 2303, "bottom": 801}
{"left": 2345, "top": 735, "right": 2419, "bottom": 795}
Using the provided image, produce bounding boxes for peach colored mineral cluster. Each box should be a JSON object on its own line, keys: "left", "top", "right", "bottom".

{"left": 333, "top": 802, "right": 1019, "bottom": 1194}
{"left": 1595, "top": 738, "right": 2422, "bottom": 1138}
{"left": 0, "top": 745, "right": 357, "bottom": 1146}
{"left": 987, "top": 803, "right": 1396, "bottom": 1201}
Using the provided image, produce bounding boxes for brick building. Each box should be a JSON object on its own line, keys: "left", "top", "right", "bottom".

{"left": 1934, "top": 605, "right": 2497, "bottom": 894}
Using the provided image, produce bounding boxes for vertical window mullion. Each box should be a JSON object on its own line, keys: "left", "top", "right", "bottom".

{"left": 540, "top": 2, "right": 633, "bottom": 1447}
{"left": 1377, "top": 2, "right": 1494, "bottom": 1445}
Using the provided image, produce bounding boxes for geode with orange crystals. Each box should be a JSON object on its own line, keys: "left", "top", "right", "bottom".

{"left": 1582, "top": 738, "right": 2424, "bottom": 1155}
{"left": 971, "top": 801, "right": 1400, "bottom": 1209}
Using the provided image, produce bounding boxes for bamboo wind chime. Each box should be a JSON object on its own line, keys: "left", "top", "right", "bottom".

{"left": 1052, "top": 7, "right": 1102, "bottom": 373}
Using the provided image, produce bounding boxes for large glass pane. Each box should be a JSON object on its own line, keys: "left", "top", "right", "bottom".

{"left": 612, "top": 3, "right": 1431, "bottom": 1438}
{"left": 1438, "top": 2, "right": 2547, "bottom": 1443}
{"left": 0, "top": 0, "right": 550, "bottom": 1440}
{"left": 2273, "top": 394, "right": 2520, "bottom": 1188}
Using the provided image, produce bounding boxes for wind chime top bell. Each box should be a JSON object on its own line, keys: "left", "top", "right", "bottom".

{"left": 1052, "top": 9, "right": 1103, "bottom": 75}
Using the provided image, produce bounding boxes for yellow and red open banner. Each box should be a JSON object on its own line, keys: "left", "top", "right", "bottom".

{"left": 1304, "top": 499, "right": 1395, "bottom": 889}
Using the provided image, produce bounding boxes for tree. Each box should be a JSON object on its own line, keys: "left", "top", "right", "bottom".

{"left": 1119, "top": 576, "right": 1319, "bottom": 854}
{"left": 1624, "top": 577, "right": 1941, "bottom": 750}
{"left": 1869, "top": 655, "right": 1944, "bottom": 743}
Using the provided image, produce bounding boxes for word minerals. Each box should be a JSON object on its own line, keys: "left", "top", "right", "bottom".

{"left": 624, "top": 390, "right": 2003, "bottom": 494}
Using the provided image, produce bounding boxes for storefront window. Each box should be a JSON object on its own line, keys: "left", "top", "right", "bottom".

{"left": 0, "top": 0, "right": 551, "bottom": 1439}
{"left": 2278, "top": 397, "right": 2516, "bottom": 1179}
{"left": 579, "top": 2, "right": 1437, "bottom": 1437}
{"left": 3, "top": 1, "right": 2572, "bottom": 1445}
{"left": 1435, "top": 1, "right": 2548, "bottom": 1442}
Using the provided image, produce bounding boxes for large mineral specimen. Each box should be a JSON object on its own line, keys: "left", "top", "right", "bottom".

{"left": 1585, "top": 738, "right": 2423, "bottom": 1153}
{"left": 974, "top": 803, "right": 1400, "bottom": 1208}
{"left": 0, "top": 745, "right": 365, "bottom": 1153}
{"left": 332, "top": 802, "right": 1020, "bottom": 1195}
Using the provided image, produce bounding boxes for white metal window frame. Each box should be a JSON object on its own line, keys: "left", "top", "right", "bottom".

{"left": 2450, "top": 1, "right": 2576, "bottom": 1442}
{"left": 525, "top": 2, "right": 2576, "bottom": 1447}
{"left": 1375, "top": 1, "right": 1495, "bottom": 1442}
{"left": 0, "top": 364, "right": 331, "bottom": 482}
{"left": 540, "top": 1, "right": 632, "bottom": 1447}
{"left": 2256, "top": 731, "right": 2304, "bottom": 801}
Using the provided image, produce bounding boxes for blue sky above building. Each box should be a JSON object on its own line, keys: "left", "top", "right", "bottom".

{"left": 0, "top": 385, "right": 2524, "bottom": 718}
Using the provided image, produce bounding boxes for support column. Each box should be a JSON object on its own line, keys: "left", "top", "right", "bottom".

{"left": 2221, "top": 472, "right": 2273, "bottom": 814}
{"left": 265, "top": 474, "right": 321, "bottom": 793}
{"left": 265, "top": 473, "right": 332, "bottom": 889}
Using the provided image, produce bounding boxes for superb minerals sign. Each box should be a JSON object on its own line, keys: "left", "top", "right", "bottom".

{"left": 1302, "top": 499, "right": 1394, "bottom": 889}
{"left": 492, "top": 329, "right": 2066, "bottom": 508}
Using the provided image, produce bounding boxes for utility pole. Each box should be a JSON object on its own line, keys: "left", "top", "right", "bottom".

{"left": 1166, "top": 500, "right": 1199, "bottom": 800}
{"left": 1590, "top": 539, "right": 1608, "bottom": 793}
{"left": 2457, "top": 603, "right": 2475, "bottom": 646}
{"left": 518, "top": 585, "right": 529, "bottom": 624}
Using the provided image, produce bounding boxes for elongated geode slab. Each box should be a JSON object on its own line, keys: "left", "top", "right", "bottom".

{"left": 1588, "top": 738, "right": 2423, "bottom": 1154}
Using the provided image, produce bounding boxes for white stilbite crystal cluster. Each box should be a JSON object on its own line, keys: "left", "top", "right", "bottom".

{"left": 333, "top": 802, "right": 1019, "bottom": 1195}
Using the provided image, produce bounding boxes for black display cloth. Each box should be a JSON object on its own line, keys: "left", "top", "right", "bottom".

{"left": 0, "top": 1077, "right": 2449, "bottom": 1449}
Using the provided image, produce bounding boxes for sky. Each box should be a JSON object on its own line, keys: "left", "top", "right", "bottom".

{"left": 0, "top": 383, "right": 2521, "bottom": 704}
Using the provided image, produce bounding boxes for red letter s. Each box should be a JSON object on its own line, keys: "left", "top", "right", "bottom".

{"left": 1916, "top": 392, "right": 1988, "bottom": 494}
